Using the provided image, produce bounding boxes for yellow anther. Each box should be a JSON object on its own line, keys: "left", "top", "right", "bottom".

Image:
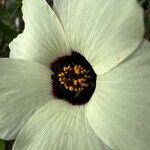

{"left": 62, "top": 77, "right": 66, "bottom": 81}
{"left": 75, "top": 69, "right": 80, "bottom": 75}
{"left": 63, "top": 67, "right": 68, "bottom": 72}
{"left": 78, "top": 87, "right": 81, "bottom": 91}
{"left": 78, "top": 78, "right": 86, "bottom": 84}
{"left": 64, "top": 83, "right": 69, "bottom": 89}
{"left": 69, "top": 86, "right": 74, "bottom": 91}
{"left": 75, "top": 88, "right": 78, "bottom": 92}
{"left": 67, "top": 65, "right": 71, "bottom": 69}
{"left": 58, "top": 72, "right": 64, "bottom": 77}
{"left": 64, "top": 71, "right": 68, "bottom": 74}
{"left": 81, "top": 71, "right": 84, "bottom": 74}
{"left": 81, "top": 83, "right": 86, "bottom": 87}
{"left": 66, "top": 87, "right": 69, "bottom": 90}
{"left": 61, "top": 81, "right": 65, "bottom": 85}
{"left": 73, "top": 80, "right": 78, "bottom": 86}
{"left": 58, "top": 73, "right": 62, "bottom": 77}
{"left": 78, "top": 79, "right": 82, "bottom": 84}
{"left": 81, "top": 78, "right": 86, "bottom": 81}
{"left": 59, "top": 78, "right": 63, "bottom": 82}
{"left": 74, "top": 65, "right": 78, "bottom": 69}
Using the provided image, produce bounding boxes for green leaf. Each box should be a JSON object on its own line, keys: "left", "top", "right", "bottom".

{"left": 0, "top": 0, "right": 22, "bottom": 30}
{"left": 0, "top": 19, "right": 18, "bottom": 42}
{"left": 0, "top": 140, "right": 5, "bottom": 150}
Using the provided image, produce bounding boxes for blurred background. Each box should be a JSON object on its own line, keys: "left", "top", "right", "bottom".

{"left": 0, "top": 0, "right": 150, "bottom": 149}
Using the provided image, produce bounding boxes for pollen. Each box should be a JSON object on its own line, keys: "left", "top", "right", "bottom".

{"left": 57, "top": 64, "right": 91, "bottom": 92}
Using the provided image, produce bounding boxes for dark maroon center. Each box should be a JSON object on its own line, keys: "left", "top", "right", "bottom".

{"left": 50, "top": 51, "right": 97, "bottom": 105}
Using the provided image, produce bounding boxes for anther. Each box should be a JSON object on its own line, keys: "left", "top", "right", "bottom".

{"left": 59, "top": 78, "right": 62, "bottom": 82}
{"left": 61, "top": 81, "right": 65, "bottom": 85}
{"left": 69, "top": 86, "right": 74, "bottom": 91}
{"left": 65, "top": 84, "right": 68, "bottom": 89}
{"left": 73, "top": 80, "right": 78, "bottom": 86}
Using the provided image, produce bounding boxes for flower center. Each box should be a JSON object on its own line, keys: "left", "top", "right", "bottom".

{"left": 50, "top": 51, "right": 97, "bottom": 105}
{"left": 57, "top": 64, "right": 91, "bottom": 92}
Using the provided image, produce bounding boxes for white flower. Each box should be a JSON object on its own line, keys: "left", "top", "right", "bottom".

{"left": 0, "top": 0, "right": 150, "bottom": 150}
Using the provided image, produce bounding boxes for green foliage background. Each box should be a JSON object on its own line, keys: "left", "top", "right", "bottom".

{"left": 0, "top": 140, "right": 5, "bottom": 150}
{"left": 0, "top": 0, "right": 150, "bottom": 150}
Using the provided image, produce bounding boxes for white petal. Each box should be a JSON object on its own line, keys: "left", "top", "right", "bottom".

{"left": 0, "top": 58, "right": 51, "bottom": 140}
{"left": 86, "top": 40, "right": 150, "bottom": 150}
{"left": 12, "top": 100, "right": 111, "bottom": 150}
{"left": 53, "top": 0, "right": 144, "bottom": 75}
{"left": 9, "top": 0, "right": 71, "bottom": 65}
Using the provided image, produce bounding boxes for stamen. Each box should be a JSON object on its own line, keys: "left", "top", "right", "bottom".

{"left": 69, "top": 86, "right": 74, "bottom": 91}
{"left": 56, "top": 64, "right": 91, "bottom": 93}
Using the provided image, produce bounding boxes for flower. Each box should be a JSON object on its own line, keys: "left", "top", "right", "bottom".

{"left": 0, "top": 0, "right": 150, "bottom": 150}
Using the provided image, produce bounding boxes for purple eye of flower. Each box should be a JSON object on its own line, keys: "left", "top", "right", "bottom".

{"left": 51, "top": 51, "right": 97, "bottom": 105}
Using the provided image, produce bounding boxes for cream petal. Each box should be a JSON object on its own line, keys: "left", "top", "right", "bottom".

{"left": 0, "top": 58, "right": 51, "bottom": 140}
{"left": 86, "top": 40, "right": 150, "bottom": 150}
{"left": 53, "top": 0, "right": 144, "bottom": 75}
{"left": 9, "top": 0, "right": 71, "bottom": 66}
{"left": 12, "top": 100, "right": 111, "bottom": 150}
